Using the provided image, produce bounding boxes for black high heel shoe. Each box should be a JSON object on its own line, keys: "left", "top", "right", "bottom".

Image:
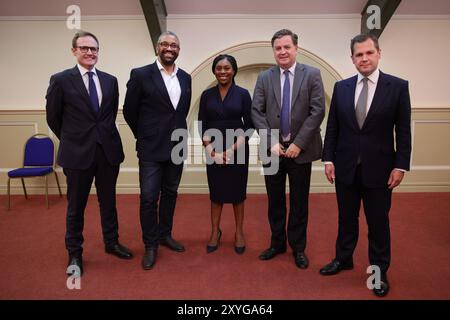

{"left": 206, "top": 229, "right": 222, "bottom": 254}
{"left": 234, "top": 245, "right": 246, "bottom": 255}
{"left": 234, "top": 233, "right": 246, "bottom": 255}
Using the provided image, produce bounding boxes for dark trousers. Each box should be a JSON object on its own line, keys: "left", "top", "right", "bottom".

{"left": 64, "top": 144, "right": 120, "bottom": 258}
{"left": 139, "top": 159, "right": 183, "bottom": 249}
{"left": 264, "top": 158, "right": 312, "bottom": 253}
{"left": 335, "top": 165, "right": 392, "bottom": 273}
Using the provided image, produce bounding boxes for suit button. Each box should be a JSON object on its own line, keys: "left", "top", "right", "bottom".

{"left": 277, "top": 115, "right": 280, "bottom": 118}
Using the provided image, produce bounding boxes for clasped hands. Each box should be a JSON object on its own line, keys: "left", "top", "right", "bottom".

{"left": 210, "top": 148, "right": 233, "bottom": 165}
{"left": 271, "top": 143, "right": 301, "bottom": 158}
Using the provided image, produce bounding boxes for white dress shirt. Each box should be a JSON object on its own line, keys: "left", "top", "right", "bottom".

{"left": 354, "top": 68, "right": 379, "bottom": 115}
{"left": 157, "top": 59, "right": 181, "bottom": 109}
{"left": 77, "top": 64, "right": 102, "bottom": 107}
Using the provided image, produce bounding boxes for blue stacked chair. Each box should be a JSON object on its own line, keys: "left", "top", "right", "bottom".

{"left": 7, "top": 134, "right": 62, "bottom": 210}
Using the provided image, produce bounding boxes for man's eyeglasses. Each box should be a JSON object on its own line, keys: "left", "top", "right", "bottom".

{"left": 76, "top": 46, "right": 99, "bottom": 54}
{"left": 159, "top": 42, "right": 179, "bottom": 49}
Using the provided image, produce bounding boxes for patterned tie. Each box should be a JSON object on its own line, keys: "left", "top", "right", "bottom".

{"left": 87, "top": 72, "right": 99, "bottom": 113}
{"left": 281, "top": 69, "right": 291, "bottom": 139}
{"left": 355, "top": 77, "right": 368, "bottom": 129}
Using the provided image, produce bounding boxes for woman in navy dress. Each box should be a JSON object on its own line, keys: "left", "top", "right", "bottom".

{"left": 198, "top": 54, "right": 253, "bottom": 254}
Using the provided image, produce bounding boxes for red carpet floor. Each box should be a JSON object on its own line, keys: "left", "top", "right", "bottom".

{"left": 0, "top": 193, "right": 449, "bottom": 300}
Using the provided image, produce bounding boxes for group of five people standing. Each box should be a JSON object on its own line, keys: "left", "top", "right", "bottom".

{"left": 45, "top": 28, "right": 411, "bottom": 298}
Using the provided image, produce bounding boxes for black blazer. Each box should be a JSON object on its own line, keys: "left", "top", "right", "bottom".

{"left": 123, "top": 62, "right": 192, "bottom": 162}
{"left": 46, "top": 66, "right": 124, "bottom": 170}
{"left": 322, "top": 71, "right": 411, "bottom": 187}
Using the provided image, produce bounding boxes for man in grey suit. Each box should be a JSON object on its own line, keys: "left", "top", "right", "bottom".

{"left": 251, "top": 29, "right": 325, "bottom": 269}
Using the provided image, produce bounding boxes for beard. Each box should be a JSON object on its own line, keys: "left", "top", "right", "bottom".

{"left": 158, "top": 49, "right": 178, "bottom": 66}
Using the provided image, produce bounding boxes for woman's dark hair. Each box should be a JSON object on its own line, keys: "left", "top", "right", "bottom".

{"left": 212, "top": 54, "right": 238, "bottom": 82}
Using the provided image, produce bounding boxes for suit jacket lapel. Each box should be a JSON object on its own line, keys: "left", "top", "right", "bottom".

{"left": 291, "top": 63, "right": 305, "bottom": 107}
{"left": 346, "top": 75, "right": 359, "bottom": 130}
{"left": 363, "top": 71, "right": 389, "bottom": 128}
{"left": 271, "top": 67, "right": 281, "bottom": 109}
{"left": 150, "top": 62, "right": 175, "bottom": 110}
{"left": 70, "top": 66, "right": 91, "bottom": 107}
{"left": 177, "top": 71, "right": 187, "bottom": 110}
{"left": 96, "top": 70, "right": 109, "bottom": 112}
{"left": 70, "top": 66, "right": 97, "bottom": 118}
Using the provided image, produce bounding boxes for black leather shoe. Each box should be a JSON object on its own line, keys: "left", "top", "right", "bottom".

{"left": 105, "top": 243, "right": 134, "bottom": 259}
{"left": 206, "top": 229, "right": 222, "bottom": 254}
{"left": 160, "top": 236, "right": 185, "bottom": 252}
{"left": 66, "top": 256, "right": 83, "bottom": 277}
{"left": 259, "top": 247, "right": 286, "bottom": 260}
{"left": 373, "top": 274, "right": 390, "bottom": 297}
{"left": 320, "top": 259, "right": 354, "bottom": 275}
{"left": 293, "top": 252, "right": 309, "bottom": 269}
{"left": 142, "top": 248, "right": 157, "bottom": 270}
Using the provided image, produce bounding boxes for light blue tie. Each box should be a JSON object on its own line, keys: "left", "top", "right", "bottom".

{"left": 87, "top": 72, "right": 99, "bottom": 113}
{"left": 281, "top": 70, "right": 290, "bottom": 139}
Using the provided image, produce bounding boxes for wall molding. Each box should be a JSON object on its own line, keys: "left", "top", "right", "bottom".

{"left": 411, "top": 119, "right": 450, "bottom": 169}
{"left": 0, "top": 120, "right": 38, "bottom": 134}
{"left": 1, "top": 104, "right": 449, "bottom": 195}
{"left": 2, "top": 14, "right": 449, "bottom": 22}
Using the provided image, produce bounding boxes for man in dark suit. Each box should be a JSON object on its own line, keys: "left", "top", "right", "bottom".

{"left": 46, "top": 31, "right": 133, "bottom": 277}
{"left": 321, "top": 34, "right": 412, "bottom": 297}
{"left": 123, "top": 31, "right": 192, "bottom": 270}
{"left": 251, "top": 29, "right": 325, "bottom": 269}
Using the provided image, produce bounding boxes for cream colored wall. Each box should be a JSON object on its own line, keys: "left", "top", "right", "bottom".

{"left": 0, "top": 18, "right": 154, "bottom": 109}
{"left": 169, "top": 15, "right": 450, "bottom": 108}
{"left": 1, "top": 15, "right": 450, "bottom": 109}
{"left": 1, "top": 14, "right": 449, "bottom": 196}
